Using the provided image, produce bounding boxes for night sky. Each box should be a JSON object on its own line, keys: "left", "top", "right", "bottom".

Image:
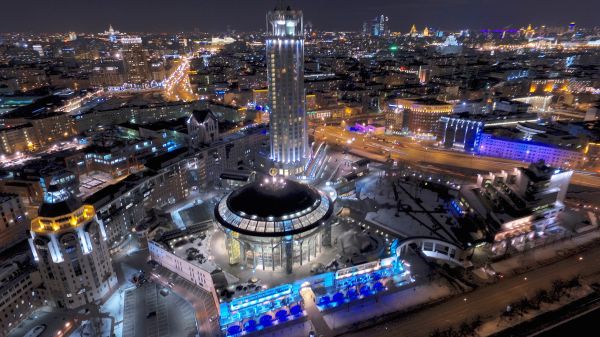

{"left": 1, "top": 0, "right": 597, "bottom": 33}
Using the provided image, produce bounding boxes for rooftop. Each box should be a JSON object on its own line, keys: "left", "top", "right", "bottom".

{"left": 228, "top": 179, "right": 320, "bottom": 219}
{"left": 215, "top": 177, "right": 333, "bottom": 237}
{"left": 2, "top": 94, "right": 72, "bottom": 120}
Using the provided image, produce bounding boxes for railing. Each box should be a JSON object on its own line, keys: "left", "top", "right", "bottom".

{"left": 31, "top": 205, "right": 96, "bottom": 233}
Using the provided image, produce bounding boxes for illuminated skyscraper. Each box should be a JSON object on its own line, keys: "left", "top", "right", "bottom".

{"left": 29, "top": 183, "right": 117, "bottom": 309}
{"left": 121, "top": 37, "right": 151, "bottom": 85}
{"left": 367, "top": 14, "right": 388, "bottom": 37}
{"left": 266, "top": 3, "right": 308, "bottom": 176}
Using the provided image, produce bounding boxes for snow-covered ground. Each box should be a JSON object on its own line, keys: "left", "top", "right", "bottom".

{"left": 322, "top": 281, "right": 453, "bottom": 330}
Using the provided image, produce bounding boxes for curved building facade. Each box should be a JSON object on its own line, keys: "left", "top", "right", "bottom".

{"left": 29, "top": 185, "right": 117, "bottom": 309}
{"left": 215, "top": 176, "right": 333, "bottom": 273}
{"left": 266, "top": 4, "right": 308, "bottom": 176}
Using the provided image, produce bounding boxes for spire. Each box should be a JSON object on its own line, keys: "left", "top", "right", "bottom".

{"left": 409, "top": 24, "right": 417, "bottom": 35}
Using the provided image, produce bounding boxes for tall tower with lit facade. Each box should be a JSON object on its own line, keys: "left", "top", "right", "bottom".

{"left": 121, "top": 37, "right": 151, "bottom": 85}
{"left": 266, "top": 3, "right": 308, "bottom": 176}
{"left": 29, "top": 183, "right": 117, "bottom": 309}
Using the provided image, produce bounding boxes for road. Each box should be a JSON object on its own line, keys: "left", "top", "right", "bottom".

{"left": 163, "top": 56, "right": 198, "bottom": 102}
{"left": 7, "top": 310, "right": 77, "bottom": 337}
{"left": 341, "top": 243, "right": 600, "bottom": 337}
{"left": 314, "top": 126, "right": 600, "bottom": 188}
{"left": 149, "top": 266, "right": 220, "bottom": 337}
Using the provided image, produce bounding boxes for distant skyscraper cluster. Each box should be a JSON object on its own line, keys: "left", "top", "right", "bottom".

{"left": 363, "top": 14, "right": 389, "bottom": 37}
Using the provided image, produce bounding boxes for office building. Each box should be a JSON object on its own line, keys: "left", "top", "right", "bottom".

{"left": 0, "top": 254, "right": 42, "bottom": 337}
{"left": 365, "top": 15, "right": 388, "bottom": 37}
{"left": 121, "top": 37, "right": 151, "bottom": 85}
{"left": 266, "top": 3, "right": 309, "bottom": 176}
{"left": 438, "top": 113, "right": 539, "bottom": 152}
{"left": 29, "top": 183, "right": 117, "bottom": 309}
{"left": 386, "top": 98, "right": 452, "bottom": 137}
{"left": 0, "top": 194, "right": 28, "bottom": 253}
{"left": 478, "top": 133, "right": 584, "bottom": 168}
{"left": 0, "top": 123, "right": 39, "bottom": 155}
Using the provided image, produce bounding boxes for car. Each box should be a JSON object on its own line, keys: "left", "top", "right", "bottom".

{"left": 24, "top": 324, "right": 46, "bottom": 337}
{"left": 308, "top": 331, "right": 316, "bottom": 337}
{"left": 146, "top": 311, "right": 156, "bottom": 318}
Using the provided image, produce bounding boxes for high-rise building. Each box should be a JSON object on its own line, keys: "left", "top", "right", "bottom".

{"left": 29, "top": 183, "right": 117, "bottom": 309}
{"left": 0, "top": 254, "right": 43, "bottom": 336}
{"left": 0, "top": 193, "right": 28, "bottom": 253}
{"left": 372, "top": 15, "right": 388, "bottom": 37}
{"left": 121, "top": 37, "right": 151, "bottom": 85}
{"left": 266, "top": 3, "right": 308, "bottom": 176}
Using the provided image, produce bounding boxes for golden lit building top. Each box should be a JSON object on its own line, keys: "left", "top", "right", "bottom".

{"left": 392, "top": 98, "right": 453, "bottom": 113}
{"left": 409, "top": 24, "right": 417, "bottom": 35}
{"left": 31, "top": 204, "right": 96, "bottom": 234}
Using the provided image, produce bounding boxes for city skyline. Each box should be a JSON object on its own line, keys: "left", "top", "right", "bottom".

{"left": 1, "top": 0, "right": 598, "bottom": 33}
{"left": 1, "top": 0, "right": 599, "bottom": 337}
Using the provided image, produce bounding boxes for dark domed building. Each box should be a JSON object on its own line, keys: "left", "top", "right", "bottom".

{"left": 215, "top": 176, "right": 334, "bottom": 273}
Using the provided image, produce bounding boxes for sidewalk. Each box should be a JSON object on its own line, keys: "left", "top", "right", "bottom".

{"left": 300, "top": 288, "right": 334, "bottom": 337}
{"left": 322, "top": 281, "right": 453, "bottom": 331}
{"left": 491, "top": 230, "right": 600, "bottom": 275}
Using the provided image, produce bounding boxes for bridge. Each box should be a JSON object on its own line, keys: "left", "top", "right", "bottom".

{"left": 395, "top": 236, "right": 471, "bottom": 268}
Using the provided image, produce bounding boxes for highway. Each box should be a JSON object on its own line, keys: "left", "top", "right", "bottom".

{"left": 163, "top": 56, "right": 198, "bottom": 102}
{"left": 314, "top": 126, "right": 600, "bottom": 188}
{"left": 342, "top": 243, "right": 600, "bottom": 337}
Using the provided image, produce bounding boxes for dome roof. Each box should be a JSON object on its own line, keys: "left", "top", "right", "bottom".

{"left": 38, "top": 195, "right": 82, "bottom": 218}
{"left": 227, "top": 179, "right": 320, "bottom": 219}
{"left": 215, "top": 178, "right": 333, "bottom": 237}
{"left": 38, "top": 184, "right": 82, "bottom": 218}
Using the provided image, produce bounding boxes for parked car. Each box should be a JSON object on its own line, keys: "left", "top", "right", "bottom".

{"left": 24, "top": 324, "right": 46, "bottom": 337}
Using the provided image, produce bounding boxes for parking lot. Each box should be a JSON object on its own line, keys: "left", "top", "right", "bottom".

{"left": 122, "top": 282, "right": 197, "bottom": 337}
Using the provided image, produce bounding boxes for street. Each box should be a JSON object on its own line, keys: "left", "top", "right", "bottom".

{"left": 341, "top": 242, "right": 600, "bottom": 337}
{"left": 314, "top": 126, "right": 600, "bottom": 188}
{"left": 163, "top": 56, "right": 198, "bottom": 102}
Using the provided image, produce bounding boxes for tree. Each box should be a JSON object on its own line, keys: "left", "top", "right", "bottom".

{"left": 537, "top": 289, "right": 550, "bottom": 303}
{"left": 550, "top": 279, "right": 566, "bottom": 301}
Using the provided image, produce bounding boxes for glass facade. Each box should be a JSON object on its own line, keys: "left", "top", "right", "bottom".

{"left": 266, "top": 7, "right": 308, "bottom": 176}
